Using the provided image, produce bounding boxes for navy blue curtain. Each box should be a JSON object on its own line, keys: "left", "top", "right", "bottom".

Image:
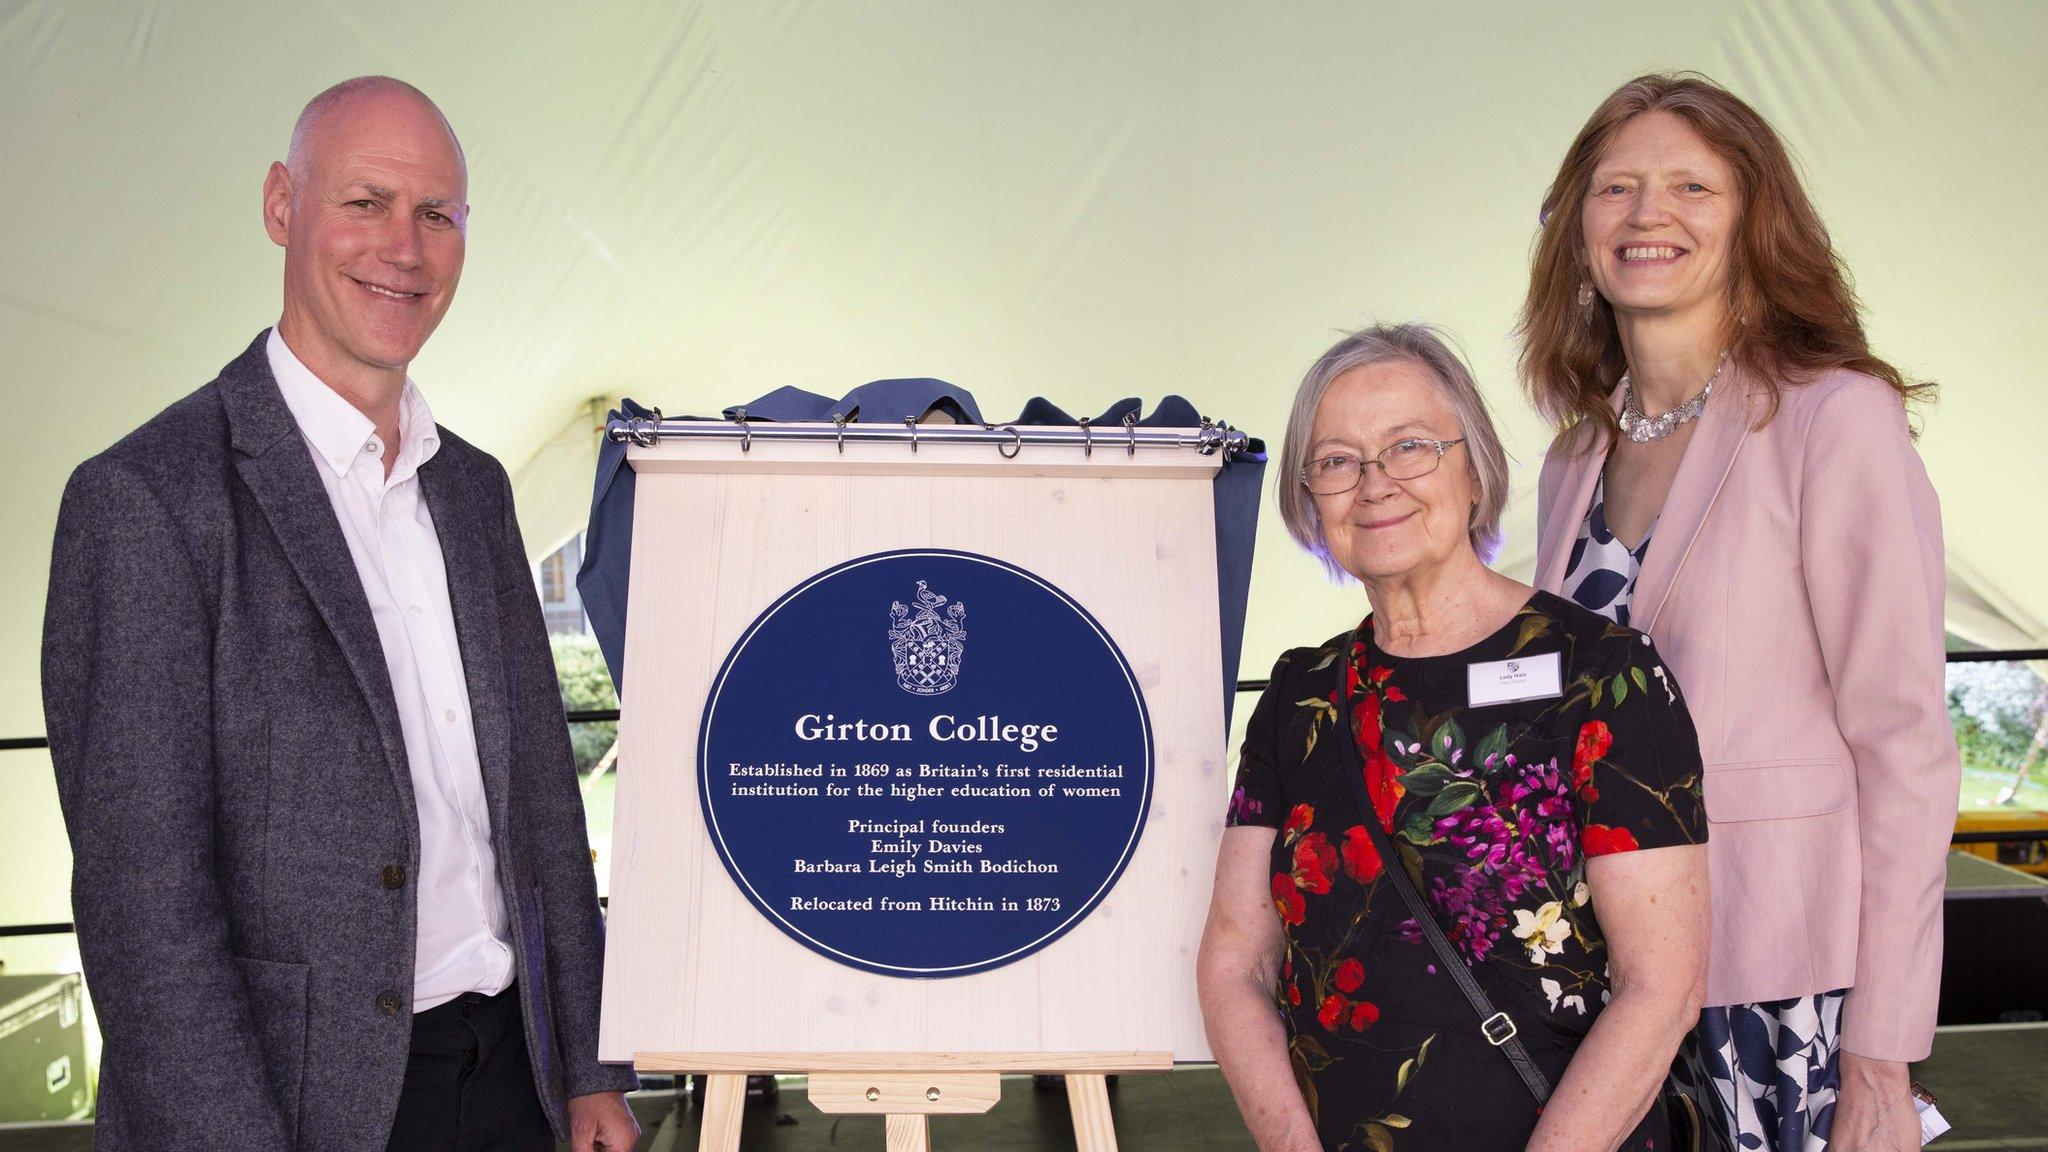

{"left": 576, "top": 380, "right": 1266, "bottom": 729}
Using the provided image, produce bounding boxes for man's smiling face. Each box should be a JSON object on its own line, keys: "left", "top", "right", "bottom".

{"left": 266, "top": 85, "right": 468, "bottom": 381}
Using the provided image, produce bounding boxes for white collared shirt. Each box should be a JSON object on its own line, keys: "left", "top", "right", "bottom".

{"left": 266, "top": 327, "right": 515, "bottom": 1013}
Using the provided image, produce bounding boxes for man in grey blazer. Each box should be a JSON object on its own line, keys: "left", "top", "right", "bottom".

{"left": 41, "top": 77, "right": 639, "bottom": 1151}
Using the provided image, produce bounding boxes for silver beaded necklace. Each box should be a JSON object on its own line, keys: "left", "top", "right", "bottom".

{"left": 1618, "top": 351, "right": 1728, "bottom": 444}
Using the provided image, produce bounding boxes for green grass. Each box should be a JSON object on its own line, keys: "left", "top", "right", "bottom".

{"left": 1959, "top": 755, "right": 2048, "bottom": 811}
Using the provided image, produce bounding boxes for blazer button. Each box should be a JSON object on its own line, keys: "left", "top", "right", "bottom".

{"left": 382, "top": 864, "right": 407, "bottom": 890}
{"left": 376, "top": 991, "right": 403, "bottom": 1017}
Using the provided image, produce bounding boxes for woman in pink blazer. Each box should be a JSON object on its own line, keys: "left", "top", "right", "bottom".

{"left": 1519, "top": 74, "right": 1959, "bottom": 1152}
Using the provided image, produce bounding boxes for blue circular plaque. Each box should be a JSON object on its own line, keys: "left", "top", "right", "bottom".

{"left": 699, "top": 549, "right": 1153, "bottom": 978}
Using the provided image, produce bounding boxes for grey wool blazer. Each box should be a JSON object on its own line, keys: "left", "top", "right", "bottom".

{"left": 41, "top": 331, "right": 636, "bottom": 1151}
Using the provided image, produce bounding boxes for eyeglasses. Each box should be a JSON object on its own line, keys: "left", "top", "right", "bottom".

{"left": 1299, "top": 438, "right": 1467, "bottom": 495}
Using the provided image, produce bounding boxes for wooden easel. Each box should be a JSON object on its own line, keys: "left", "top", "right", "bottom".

{"left": 639, "top": 1052, "right": 1171, "bottom": 1152}
{"left": 596, "top": 423, "right": 1236, "bottom": 1152}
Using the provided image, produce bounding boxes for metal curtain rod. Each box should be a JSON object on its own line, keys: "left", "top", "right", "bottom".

{"left": 608, "top": 408, "right": 1252, "bottom": 459}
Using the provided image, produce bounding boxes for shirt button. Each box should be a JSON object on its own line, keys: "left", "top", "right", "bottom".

{"left": 332, "top": 455, "right": 350, "bottom": 470}
{"left": 381, "top": 864, "right": 406, "bottom": 890}
{"left": 444, "top": 709, "right": 458, "bottom": 724}
{"left": 407, "top": 604, "right": 423, "bottom": 618}
{"left": 376, "top": 991, "right": 403, "bottom": 1017}
{"left": 363, "top": 442, "right": 377, "bottom": 454}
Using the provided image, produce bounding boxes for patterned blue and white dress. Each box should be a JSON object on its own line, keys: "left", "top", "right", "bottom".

{"left": 1560, "top": 474, "right": 1846, "bottom": 1152}
{"left": 1561, "top": 476, "right": 1654, "bottom": 627}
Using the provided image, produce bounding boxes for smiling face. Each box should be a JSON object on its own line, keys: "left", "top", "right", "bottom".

{"left": 1580, "top": 110, "right": 1740, "bottom": 329}
{"left": 263, "top": 86, "right": 467, "bottom": 387}
{"left": 1308, "top": 360, "right": 1479, "bottom": 584}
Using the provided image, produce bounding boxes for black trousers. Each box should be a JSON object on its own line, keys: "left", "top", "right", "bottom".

{"left": 385, "top": 984, "right": 553, "bottom": 1152}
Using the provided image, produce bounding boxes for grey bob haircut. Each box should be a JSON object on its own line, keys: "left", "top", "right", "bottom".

{"left": 1277, "top": 323, "right": 1512, "bottom": 577}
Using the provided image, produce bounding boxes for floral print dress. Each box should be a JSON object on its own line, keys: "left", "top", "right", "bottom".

{"left": 1227, "top": 592, "right": 1707, "bottom": 1151}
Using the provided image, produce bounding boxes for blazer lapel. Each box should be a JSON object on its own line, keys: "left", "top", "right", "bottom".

{"left": 1533, "top": 394, "right": 1622, "bottom": 594}
{"left": 1630, "top": 365, "right": 1758, "bottom": 634}
{"left": 220, "top": 331, "right": 415, "bottom": 814}
{"left": 418, "top": 457, "right": 514, "bottom": 819}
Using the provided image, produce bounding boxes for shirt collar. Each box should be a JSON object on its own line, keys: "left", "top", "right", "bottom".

{"left": 266, "top": 327, "right": 441, "bottom": 482}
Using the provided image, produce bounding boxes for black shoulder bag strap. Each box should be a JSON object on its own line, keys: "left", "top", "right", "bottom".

{"left": 1333, "top": 641, "right": 1554, "bottom": 1105}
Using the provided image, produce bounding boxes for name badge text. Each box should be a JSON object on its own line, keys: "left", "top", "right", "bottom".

{"left": 1467, "top": 652, "right": 1563, "bottom": 707}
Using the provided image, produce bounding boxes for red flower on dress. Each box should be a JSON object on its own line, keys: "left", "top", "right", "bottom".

{"left": 1384, "top": 686, "right": 1406, "bottom": 702}
{"left": 1282, "top": 803, "right": 1315, "bottom": 842}
{"left": 1318, "top": 994, "right": 1345, "bottom": 1031}
{"left": 1355, "top": 689, "right": 1380, "bottom": 738}
{"left": 1350, "top": 1001, "right": 1381, "bottom": 1030}
{"left": 1582, "top": 823, "right": 1640, "bottom": 856}
{"left": 1293, "top": 832, "right": 1337, "bottom": 895}
{"left": 1370, "top": 665, "right": 1393, "bottom": 685}
{"left": 1288, "top": 983, "right": 1302, "bottom": 1006}
{"left": 1340, "top": 825, "right": 1383, "bottom": 882}
{"left": 1353, "top": 693, "right": 1403, "bottom": 827}
{"left": 1572, "top": 721, "right": 1612, "bottom": 801}
{"left": 1272, "top": 872, "right": 1306, "bottom": 925}
{"left": 1334, "top": 958, "right": 1364, "bottom": 994}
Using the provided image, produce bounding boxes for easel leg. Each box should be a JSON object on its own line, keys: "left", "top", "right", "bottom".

{"left": 885, "top": 1113, "right": 932, "bottom": 1152}
{"left": 699, "top": 1072, "right": 747, "bottom": 1152}
{"left": 1065, "top": 1073, "right": 1118, "bottom": 1152}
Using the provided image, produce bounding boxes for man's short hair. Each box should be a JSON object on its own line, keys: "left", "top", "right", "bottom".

{"left": 286, "top": 75, "right": 465, "bottom": 181}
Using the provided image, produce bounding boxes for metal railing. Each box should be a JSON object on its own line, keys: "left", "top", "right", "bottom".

{"left": 7, "top": 650, "right": 2048, "bottom": 939}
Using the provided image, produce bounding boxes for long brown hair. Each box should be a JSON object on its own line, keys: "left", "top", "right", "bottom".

{"left": 1517, "top": 72, "right": 1931, "bottom": 451}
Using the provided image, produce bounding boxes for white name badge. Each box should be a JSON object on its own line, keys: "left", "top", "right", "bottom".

{"left": 1466, "top": 652, "right": 1563, "bottom": 708}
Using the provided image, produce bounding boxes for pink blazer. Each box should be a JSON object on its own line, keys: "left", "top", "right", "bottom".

{"left": 1534, "top": 365, "right": 1959, "bottom": 1062}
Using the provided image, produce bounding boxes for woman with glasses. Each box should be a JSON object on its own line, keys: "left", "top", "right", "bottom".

{"left": 1520, "top": 74, "right": 1958, "bottom": 1152}
{"left": 1199, "top": 323, "right": 1709, "bottom": 1152}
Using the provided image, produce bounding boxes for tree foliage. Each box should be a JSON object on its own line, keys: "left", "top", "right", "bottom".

{"left": 1947, "top": 661, "right": 2047, "bottom": 774}
{"left": 551, "top": 633, "right": 619, "bottom": 772}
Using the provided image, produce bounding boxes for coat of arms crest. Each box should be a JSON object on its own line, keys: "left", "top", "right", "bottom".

{"left": 887, "top": 581, "right": 967, "bottom": 695}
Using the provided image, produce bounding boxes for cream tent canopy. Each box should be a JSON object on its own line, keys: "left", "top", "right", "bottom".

{"left": 6, "top": 0, "right": 2046, "bottom": 755}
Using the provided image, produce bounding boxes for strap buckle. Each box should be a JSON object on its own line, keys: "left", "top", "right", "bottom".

{"left": 1481, "top": 1012, "right": 1518, "bottom": 1046}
